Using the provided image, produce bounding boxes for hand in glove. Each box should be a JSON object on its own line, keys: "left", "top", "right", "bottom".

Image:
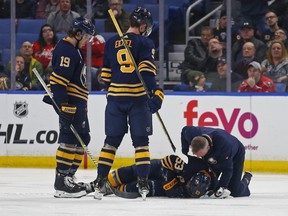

{"left": 209, "top": 187, "right": 231, "bottom": 199}
{"left": 59, "top": 104, "right": 77, "bottom": 123}
{"left": 147, "top": 89, "right": 164, "bottom": 113}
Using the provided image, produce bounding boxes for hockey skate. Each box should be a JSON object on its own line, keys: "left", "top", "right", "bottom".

{"left": 54, "top": 170, "right": 87, "bottom": 198}
{"left": 137, "top": 177, "right": 150, "bottom": 201}
{"left": 92, "top": 175, "right": 108, "bottom": 200}
{"left": 242, "top": 171, "right": 253, "bottom": 186}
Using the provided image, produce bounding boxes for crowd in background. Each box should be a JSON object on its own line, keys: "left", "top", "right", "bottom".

{"left": 1, "top": 0, "right": 288, "bottom": 92}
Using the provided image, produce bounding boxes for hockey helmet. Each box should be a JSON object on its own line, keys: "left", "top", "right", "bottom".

{"left": 71, "top": 16, "right": 96, "bottom": 36}
{"left": 130, "top": 7, "right": 153, "bottom": 37}
{"left": 185, "top": 171, "right": 211, "bottom": 198}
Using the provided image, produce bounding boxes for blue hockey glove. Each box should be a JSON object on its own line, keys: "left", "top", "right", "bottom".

{"left": 147, "top": 89, "right": 164, "bottom": 113}
{"left": 60, "top": 104, "right": 77, "bottom": 123}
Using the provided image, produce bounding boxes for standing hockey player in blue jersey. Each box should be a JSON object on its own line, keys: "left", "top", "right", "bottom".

{"left": 43, "top": 17, "right": 96, "bottom": 198}
{"left": 90, "top": 7, "right": 164, "bottom": 200}
{"left": 181, "top": 126, "right": 253, "bottom": 198}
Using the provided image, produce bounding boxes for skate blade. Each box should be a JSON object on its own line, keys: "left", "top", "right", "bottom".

{"left": 140, "top": 189, "right": 149, "bottom": 201}
{"left": 54, "top": 190, "right": 87, "bottom": 198}
{"left": 94, "top": 189, "right": 104, "bottom": 200}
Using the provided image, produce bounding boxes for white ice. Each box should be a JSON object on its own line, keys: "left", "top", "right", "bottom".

{"left": 0, "top": 168, "right": 288, "bottom": 216}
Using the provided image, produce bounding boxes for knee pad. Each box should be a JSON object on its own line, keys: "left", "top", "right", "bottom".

{"left": 131, "top": 135, "right": 149, "bottom": 148}
{"left": 104, "top": 135, "right": 124, "bottom": 148}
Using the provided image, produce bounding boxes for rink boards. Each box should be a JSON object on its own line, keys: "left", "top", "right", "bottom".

{"left": 0, "top": 91, "right": 288, "bottom": 173}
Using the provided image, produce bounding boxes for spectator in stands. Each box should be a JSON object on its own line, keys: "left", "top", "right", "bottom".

{"left": 268, "top": 0, "right": 288, "bottom": 29}
{"left": 179, "top": 26, "right": 213, "bottom": 74}
{"left": 237, "top": 0, "right": 269, "bottom": 37}
{"left": 73, "top": 0, "right": 97, "bottom": 17}
{"left": 0, "top": 63, "right": 10, "bottom": 90}
{"left": 32, "top": 24, "right": 58, "bottom": 70}
{"left": 274, "top": 28, "right": 288, "bottom": 50}
{"left": 174, "top": 70, "right": 206, "bottom": 92}
{"left": 93, "top": 0, "right": 109, "bottom": 18}
{"left": 238, "top": 61, "right": 275, "bottom": 92}
{"left": 261, "top": 11, "right": 280, "bottom": 46}
{"left": 47, "top": 0, "right": 80, "bottom": 34}
{"left": 104, "top": 0, "right": 131, "bottom": 33}
{"left": 15, "top": 55, "right": 32, "bottom": 91}
{"left": 82, "top": 34, "right": 106, "bottom": 91}
{"left": 205, "top": 38, "right": 224, "bottom": 73}
{"left": 213, "top": 10, "right": 227, "bottom": 46}
{"left": 233, "top": 42, "right": 257, "bottom": 79}
{"left": 261, "top": 40, "right": 288, "bottom": 89}
{"left": 18, "top": 41, "right": 43, "bottom": 90}
{"left": 0, "top": 0, "right": 38, "bottom": 18}
{"left": 36, "top": 0, "right": 60, "bottom": 19}
{"left": 232, "top": 22, "right": 267, "bottom": 66}
{"left": 206, "top": 57, "right": 243, "bottom": 92}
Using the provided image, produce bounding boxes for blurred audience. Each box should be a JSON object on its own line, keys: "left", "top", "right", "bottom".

{"left": 36, "top": 0, "right": 59, "bottom": 19}
{"left": 206, "top": 57, "right": 243, "bottom": 92}
{"left": 7, "top": 41, "right": 44, "bottom": 90}
{"left": 47, "top": 0, "right": 80, "bottom": 34}
{"left": 14, "top": 55, "right": 32, "bottom": 91}
{"left": 261, "top": 40, "right": 288, "bottom": 89}
{"left": 205, "top": 38, "right": 224, "bottom": 73}
{"left": 174, "top": 69, "right": 206, "bottom": 92}
{"left": 238, "top": 61, "right": 275, "bottom": 92}
{"left": 237, "top": 0, "right": 269, "bottom": 37}
{"left": 32, "top": 24, "right": 58, "bottom": 70}
{"left": 261, "top": 11, "right": 280, "bottom": 46}
{"left": 0, "top": 0, "right": 38, "bottom": 18}
{"left": 274, "top": 28, "right": 288, "bottom": 50}
{"left": 233, "top": 42, "right": 257, "bottom": 79}
{"left": 232, "top": 22, "right": 267, "bottom": 65}
{"left": 105, "top": 0, "right": 131, "bottom": 33}
{"left": 179, "top": 26, "right": 213, "bottom": 73}
{"left": 82, "top": 34, "right": 106, "bottom": 91}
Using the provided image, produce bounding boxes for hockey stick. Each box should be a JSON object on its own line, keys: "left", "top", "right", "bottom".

{"left": 33, "top": 68, "right": 137, "bottom": 199}
{"left": 32, "top": 68, "right": 98, "bottom": 167}
{"left": 108, "top": 9, "right": 176, "bottom": 152}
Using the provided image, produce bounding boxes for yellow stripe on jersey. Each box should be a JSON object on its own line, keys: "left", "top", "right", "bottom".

{"left": 161, "top": 155, "right": 173, "bottom": 171}
{"left": 138, "top": 60, "right": 157, "bottom": 75}
{"left": 107, "top": 82, "right": 146, "bottom": 97}
{"left": 101, "top": 68, "right": 112, "bottom": 82}
{"left": 163, "top": 178, "right": 178, "bottom": 191}
{"left": 50, "top": 72, "right": 69, "bottom": 86}
{"left": 67, "top": 84, "right": 88, "bottom": 101}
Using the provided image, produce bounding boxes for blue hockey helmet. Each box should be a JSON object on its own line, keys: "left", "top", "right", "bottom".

{"left": 130, "top": 7, "right": 153, "bottom": 37}
{"left": 185, "top": 171, "right": 211, "bottom": 198}
{"left": 71, "top": 16, "right": 96, "bottom": 36}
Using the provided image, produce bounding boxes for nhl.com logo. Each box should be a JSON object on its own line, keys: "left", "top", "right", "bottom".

{"left": 13, "top": 101, "right": 28, "bottom": 118}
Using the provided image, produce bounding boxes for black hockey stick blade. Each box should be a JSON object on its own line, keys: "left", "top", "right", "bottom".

{"left": 109, "top": 186, "right": 139, "bottom": 199}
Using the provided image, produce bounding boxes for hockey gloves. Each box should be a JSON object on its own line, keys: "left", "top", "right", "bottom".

{"left": 147, "top": 89, "right": 164, "bottom": 113}
{"left": 202, "top": 187, "right": 231, "bottom": 199}
{"left": 60, "top": 104, "right": 77, "bottom": 124}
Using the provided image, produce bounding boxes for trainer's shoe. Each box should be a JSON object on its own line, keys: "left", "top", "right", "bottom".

{"left": 137, "top": 177, "right": 150, "bottom": 201}
{"left": 242, "top": 171, "right": 253, "bottom": 186}
{"left": 54, "top": 171, "right": 87, "bottom": 198}
{"left": 92, "top": 175, "right": 108, "bottom": 200}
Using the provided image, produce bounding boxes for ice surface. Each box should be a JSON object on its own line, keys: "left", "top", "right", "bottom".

{"left": 0, "top": 168, "right": 288, "bottom": 216}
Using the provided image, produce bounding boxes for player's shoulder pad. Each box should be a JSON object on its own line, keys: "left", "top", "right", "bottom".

{"left": 161, "top": 154, "right": 183, "bottom": 171}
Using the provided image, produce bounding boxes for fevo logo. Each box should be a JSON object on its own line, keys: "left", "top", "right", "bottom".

{"left": 184, "top": 100, "right": 258, "bottom": 138}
